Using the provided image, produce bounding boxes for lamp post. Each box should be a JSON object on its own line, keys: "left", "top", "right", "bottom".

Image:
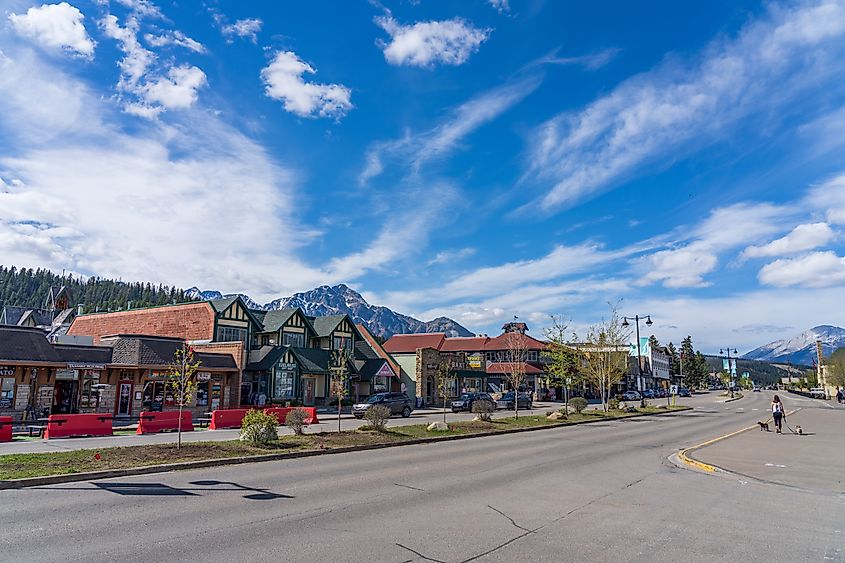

{"left": 622, "top": 315, "right": 653, "bottom": 408}
{"left": 720, "top": 347, "right": 738, "bottom": 398}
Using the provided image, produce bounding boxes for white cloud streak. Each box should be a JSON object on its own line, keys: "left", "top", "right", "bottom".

{"left": 144, "top": 30, "right": 206, "bottom": 53}
{"left": 758, "top": 251, "right": 845, "bottom": 287}
{"left": 742, "top": 222, "right": 835, "bottom": 259}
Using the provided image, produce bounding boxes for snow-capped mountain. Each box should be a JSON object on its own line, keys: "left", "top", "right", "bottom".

{"left": 185, "top": 283, "right": 473, "bottom": 339}
{"left": 741, "top": 325, "right": 845, "bottom": 365}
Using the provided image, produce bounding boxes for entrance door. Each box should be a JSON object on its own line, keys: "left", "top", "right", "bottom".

{"left": 52, "top": 380, "right": 79, "bottom": 414}
{"left": 302, "top": 378, "right": 315, "bottom": 406}
{"left": 142, "top": 381, "right": 166, "bottom": 411}
{"left": 116, "top": 381, "right": 133, "bottom": 417}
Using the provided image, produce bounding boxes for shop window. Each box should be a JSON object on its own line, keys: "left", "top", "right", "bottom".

{"left": 274, "top": 369, "right": 296, "bottom": 399}
{"left": 196, "top": 383, "right": 209, "bottom": 407}
{"left": 79, "top": 371, "right": 101, "bottom": 408}
{"left": 0, "top": 378, "right": 14, "bottom": 407}
{"left": 332, "top": 336, "right": 352, "bottom": 354}
{"left": 282, "top": 332, "right": 305, "bottom": 348}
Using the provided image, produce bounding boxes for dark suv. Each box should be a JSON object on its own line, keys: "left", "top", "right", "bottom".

{"left": 353, "top": 392, "right": 414, "bottom": 419}
{"left": 451, "top": 392, "right": 495, "bottom": 412}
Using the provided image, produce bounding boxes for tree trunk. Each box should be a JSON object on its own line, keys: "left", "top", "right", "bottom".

{"left": 177, "top": 402, "right": 183, "bottom": 449}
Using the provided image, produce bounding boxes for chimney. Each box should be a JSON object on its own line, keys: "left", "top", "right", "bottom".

{"left": 127, "top": 301, "right": 132, "bottom": 310}
{"left": 77, "top": 304, "right": 84, "bottom": 316}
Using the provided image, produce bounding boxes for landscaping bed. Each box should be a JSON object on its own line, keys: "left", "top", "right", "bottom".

{"left": 0, "top": 406, "right": 689, "bottom": 481}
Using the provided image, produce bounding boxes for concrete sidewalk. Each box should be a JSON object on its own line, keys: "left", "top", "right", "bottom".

{"left": 691, "top": 406, "right": 845, "bottom": 493}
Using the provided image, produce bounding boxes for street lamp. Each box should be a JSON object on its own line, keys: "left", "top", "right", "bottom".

{"left": 622, "top": 315, "right": 652, "bottom": 408}
{"left": 720, "top": 347, "right": 738, "bottom": 398}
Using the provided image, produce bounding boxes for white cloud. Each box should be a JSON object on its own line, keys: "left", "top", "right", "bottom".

{"left": 144, "top": 30, "right": 206, "bottom": 53}
{"left": 9, "top": 2, "right": 96, "bottom": 59}
{"left": 374, "top": 13, "right": 490, "bottom": 67}
{"left": 261, "top": 51, "right": 352, "bottom": 119}
{"left": 221, "top": 18, "right": 262, "bottom": 43}
{"left": 489, "top": 0, "right": 510, "bottom": 13}
{"left": 427, "top": 247, "right": 476, "bottom": 266}
{"left": 360, "top": 75, "right": 540, "bottom": 184}
{"left": 638, "top": 202, "right": 790, "bottom": 287}
{"left": 524, "top": 1, "right": 845, "bottom": 213}
{"left": 758, "top": 251, "right": 845, "bottom": 288}
{"left": 99, "top": 12, "right": 207, "bottom": 117}
{"left": 114, "top": 0, "right": 162, "bottom": 19}
{"left": 742, "top": 222, "right": 835, "bottom": 259}
{"left": 532, "top": 48, "right": 620, "bottom": 71}
{"left": 806, "top": 172, "right": 845, "bottom": 224}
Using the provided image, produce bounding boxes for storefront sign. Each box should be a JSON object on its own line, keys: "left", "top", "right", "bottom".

{"left": 467, "top": 354, "right": 483, "bottom": 369}
{"left": 197, "top": 372, "right": 211, "bottom": 382}
{"left": 0, "top": 398, "right": 11, "bottom": 408}
{"left": 0, "top": 366, "right": 14, "bottom": 376}
{"left": 67, "top": 363, "right": 106, "bottom": 370}
{"left": 277, "top": 362, "right": 297, "bottom": 371}
{"left": 55, "top": 369, "right": 78, "bottom": 380}
{"left": 375, "top": 363, "right": 394, "bottom": 378}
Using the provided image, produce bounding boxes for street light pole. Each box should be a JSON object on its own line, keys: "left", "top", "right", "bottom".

{"left": 622, "top": 315, "right": 653, "bottom": 408}
{"left": 720, "top": 347, "right": 738, "bottom": 398}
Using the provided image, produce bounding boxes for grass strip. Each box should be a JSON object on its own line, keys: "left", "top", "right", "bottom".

{"left": 0, "top": 406, "right": 688, "bottom": 480}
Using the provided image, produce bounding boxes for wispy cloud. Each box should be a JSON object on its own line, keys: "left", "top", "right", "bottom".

{"left": 210, "top": 11, "right": 262, "bottom": 44}
{"left": 144, "top": 30, "right": 206, "bottom": 53}
{"left": 523, "top": 1, "right": 845, "bottom": 213}
{"left": 531, "top": 47, "right": 620, "bottom": 71}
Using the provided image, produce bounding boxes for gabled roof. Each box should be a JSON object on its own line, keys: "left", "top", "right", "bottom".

{"left": 357, "top": 359, "right": 396, "bottom": 381}
{"left": 257, "top": 307, "right": 316, "bottom": 335}
{"left": 440, "top": 336, "right": 491, "bottom": 352}
{"left": 484, "top": 333, "right": 548, "bottom": 352}
{"left": 356, "top": 323, "right": 402, "bottom": 378}
{"left": 291, "top": 346, "right": 333, "bottom": 375}
{"left": 246, "top": 345, "right": 289, "bottom": 372}
{"left": 311, "top": 315, "right": 346, "bottom": 338}
{"left": 208, "top": 296, "right": 263, "bottom": 327}
{"left": 383, "top": 333, "right": 446, "bottom": 354}
{"left": 105, "top": 335, "right": 237, "bottom": 369}
{"left": 1, "top": 305, "right": 53, "bottom": 327}
{"left": 355, "top": 339, "right": 380, "bottom": 360}
{"left": 0, "top": 326, "right": 63, "bottom": 363}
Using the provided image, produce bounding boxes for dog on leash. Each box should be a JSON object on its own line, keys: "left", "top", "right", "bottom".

{"left": 795, "top": 425, "right": 803, "bottom": 435}
{"left": 757, "top": 421, "right": 770, "bottom": 432}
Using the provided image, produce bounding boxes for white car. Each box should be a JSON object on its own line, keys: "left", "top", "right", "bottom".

{"left": 621, "top": 390, "right": 641, "bottom": 401}
{"left": 809, "top": 388, "right": 827, "bottom": 399}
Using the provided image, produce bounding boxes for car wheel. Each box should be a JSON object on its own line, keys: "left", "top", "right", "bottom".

{"left": 401, "top": 406, "right": 411, "bottom": 418}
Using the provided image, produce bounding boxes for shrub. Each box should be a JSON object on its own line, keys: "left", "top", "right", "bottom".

{"left": 285, "top": 408, "right": 309, "bottom": 436}
{"left": 608, "top": 397, "right": 621, "bottom": 411}
{"left": 240, "top": 409, "right": 279, "bottom": 445}
{"left": 363, "top": 404, "right": 391, "bottom": 432}
{"left": 569, "top": 397, "right": 588, "bottom": 414}
{"left": 641, "top": 400, "right": 651, "bottom": 408}
{"left": 472, "top": 400, "right": 494, "bottom": 422}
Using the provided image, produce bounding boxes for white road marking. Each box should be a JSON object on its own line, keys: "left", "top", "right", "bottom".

{"left": 752, "top": 408, "right": 759, "bottom": 411}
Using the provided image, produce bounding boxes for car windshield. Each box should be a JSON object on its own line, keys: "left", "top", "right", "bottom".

{"left": 366, "top": 394, "right": 386, "bottom": 404}
{"left": 459, "top": 394, "right": 473, "bottom": 400}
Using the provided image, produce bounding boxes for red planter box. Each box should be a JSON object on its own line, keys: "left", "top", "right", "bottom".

{"left": 209, "top": 407, "right": 320, "bottom": 430}
{"left": 0, "top": 416, "right": 12, "bottom": 442}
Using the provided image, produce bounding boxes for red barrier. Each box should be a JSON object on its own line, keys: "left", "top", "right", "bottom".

{"left": 267, "top": 407, "right": 320, "bottom": 425}
{"left": 209, "top": 408, "right": 250, "bottom": 430}
{"left": 0, "top": 416, "right": 12, "bottom": 442}
{"left": 136, "top": 411, "right": 194, "bottom": 434}
{"left": 44, "top": 413, "right": 113, "bottom": 439}
{"left": 209, "top": 407, "right": 320, "bottom": 429}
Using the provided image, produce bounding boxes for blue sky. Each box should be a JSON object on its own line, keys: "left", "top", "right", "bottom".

{"left": 3, "top": 0, "right": 845, "bottom": 353}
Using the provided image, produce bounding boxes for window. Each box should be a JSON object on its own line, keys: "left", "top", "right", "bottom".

{"left": 333, "top": 336, "right": 352, "bottom": 353}
{"left": 282, "top": 331, "right": 305, "bottom": 348}
{"left": 274, "top": 368, "right": 296, "bottom": 399}
{"left": 527, "top": 351, "right": 538, "bottom": 362}
{"left": 79, "top": 370, "right": 101, "bottom": 408}
{"left": 0, "top": 378, "right": 14, "bottom": 407}
{"left": 217, "top": 326, "right": 248, "bottom": 344}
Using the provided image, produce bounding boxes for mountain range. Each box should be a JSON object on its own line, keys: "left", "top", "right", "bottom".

{"left": 185, "top": 283, "right": 473, "bottom": 339}
{"left": 741, "top": 325, "right": 845, "bottom": 365}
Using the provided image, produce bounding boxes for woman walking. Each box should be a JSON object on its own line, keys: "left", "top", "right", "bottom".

{"left": 771, "top": 395, "right": 785, "bottom": 434}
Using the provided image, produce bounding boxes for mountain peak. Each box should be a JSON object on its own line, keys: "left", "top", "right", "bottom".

{"left": 742, "top": 325, "right": 845, "bottom": 365}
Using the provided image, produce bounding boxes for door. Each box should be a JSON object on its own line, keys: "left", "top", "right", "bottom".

{"left": 116, "top": 381, "right": 133, "bottom": 417}
{"left": 210, "top": 382, "right": 222, "bottom": 411}
{"left": 302, "top": 378, "right": 315, "bottom": 406}
{"left": 52, "top": 380, "right": 79, "bottom": 414}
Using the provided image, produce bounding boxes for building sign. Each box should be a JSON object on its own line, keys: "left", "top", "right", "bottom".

{"left": 67, "top": 363, "right": 106, "bottom": 370}
{"left": 197, "top": 372, "right": 211, "bottom": 382}
{"left": 277, "top": 362, "right": 298, "bottom": 371}
{"left": 467, "top": 354, "right": 483, "bottom": 369}
{"left": 0, "top": 366, "right": 15, "bottom": 377}
{"left": 55, "top": 369, "right": 78, "bottom": 380}
{"left": 375, "top": 363, "right": 394, "bottom": 378}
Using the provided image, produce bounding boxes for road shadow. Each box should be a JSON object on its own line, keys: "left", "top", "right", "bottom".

{"left": 39, "top": 480, "right": 293, "bottom": 500}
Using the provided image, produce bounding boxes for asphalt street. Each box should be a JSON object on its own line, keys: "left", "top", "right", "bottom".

{"left": 3, "top": 391, "right": 842, "bottom": 563}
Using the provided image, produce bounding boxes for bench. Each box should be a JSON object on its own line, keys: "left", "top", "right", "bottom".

{"left": 27, "top": 425, "right": 47, "bottom": 438}
{"left": 194, "top": 417, "right": 211, "bottom": 428}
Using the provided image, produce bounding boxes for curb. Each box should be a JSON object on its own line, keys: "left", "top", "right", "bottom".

{"left": 676, "top": 407, "right": 800, "bottom": 474}
{"left": 0, "top": 407, "right": 691, "bottom": 489}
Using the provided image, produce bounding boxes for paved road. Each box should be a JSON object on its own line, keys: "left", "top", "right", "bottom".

{"left": 0, "top": 395, "right": 715, "bottom": 454}
{"left": 4, "top": 391, "right": 841, "bottom": 562}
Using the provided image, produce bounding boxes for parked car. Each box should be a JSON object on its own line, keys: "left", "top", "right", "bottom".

{"left": 677, "top": 387, "right": 692, "bottom": 397}
{"left": 353, "top": 392, "right": 414, "bottom": 419}
{"left": 752, "top": 386, "right": 761, "bottom": 392}
{"left": 642, "top": 389, "right": 655, "bottom": 399}
{"left": 451, "top": 392, "right": 495, "bottom": 413}
{"left": 621, "top": 390, "right": 641, "bottom": 401}
{"left": 654, "top": 388, "right": 667, "bottom": 398}
{"left": 809, "top": 387, "right": 827, "bottom": 399}
{"left": 497, "top": 392, "right": 533, "bottom": 410}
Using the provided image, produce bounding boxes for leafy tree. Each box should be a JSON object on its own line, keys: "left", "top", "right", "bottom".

{"left": 648, "top": 334, "right": 660, "bottom": 349}
{"left": 543, "top": 314, "right": 579, "bottom": 416}
{"left": 330, "top": 349, "right": 349, "bottom": 433}
{"left": 436, "top": 357, "right": 455, "bottom": 424}
{"left": 166, "top": 345, "right": 200, "bottom": 449}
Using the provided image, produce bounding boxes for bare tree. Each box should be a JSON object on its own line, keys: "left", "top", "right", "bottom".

{"left": 577, "top": 305, "right": 630, "bottom": 412}
{"left": 436, "top": 355, "right": 455, "bottom": 424}
{"left": 330, "top": 349, "right": 349, "bottom": 433}
{"left": 166, "top": 344, "right": 200, "bottom": 449}
{"left": 504, "top": 325, "right": 528, "bottom": 419}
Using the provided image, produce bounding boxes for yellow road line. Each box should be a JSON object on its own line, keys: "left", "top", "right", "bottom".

{"left": 677, "top": 408, "right": 800, "bottom": 473}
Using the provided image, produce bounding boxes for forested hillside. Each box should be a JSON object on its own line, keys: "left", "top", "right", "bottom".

{"left": 0, "top": 266, "right": 196, "bottom": 313}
